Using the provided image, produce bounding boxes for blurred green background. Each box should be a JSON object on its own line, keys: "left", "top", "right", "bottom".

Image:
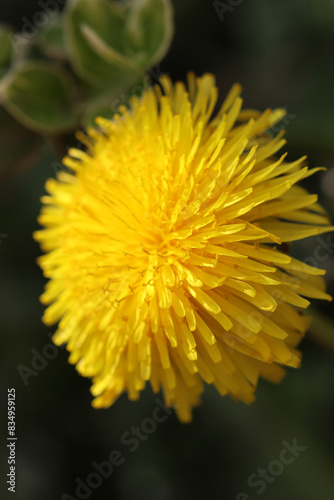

{"left": 1, "top": 1, "right": 334, "bottom": 499}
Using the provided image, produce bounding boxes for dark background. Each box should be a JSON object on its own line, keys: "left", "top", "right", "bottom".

{"left": 1, "top": 1, "right": 334, "bottom": 499}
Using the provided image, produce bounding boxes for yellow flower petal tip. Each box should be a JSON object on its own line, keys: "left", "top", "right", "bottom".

{"left": 34, "top": 73, "right": 333, "bottom": 423}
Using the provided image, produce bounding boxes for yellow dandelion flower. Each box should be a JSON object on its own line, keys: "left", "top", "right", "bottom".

{"left": 34, "top": 73, "right": 333, "bottom": 422}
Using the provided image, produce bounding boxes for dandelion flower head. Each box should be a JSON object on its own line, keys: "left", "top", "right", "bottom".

{"left": 34, "top": 73, "right": 333, "bottom": 422}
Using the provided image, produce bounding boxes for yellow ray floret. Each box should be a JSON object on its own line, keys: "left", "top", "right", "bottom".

{"left": 34, "top": 73, "right": 333, "bottom": 422}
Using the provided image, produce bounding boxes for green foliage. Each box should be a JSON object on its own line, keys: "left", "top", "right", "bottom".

{"left": 65, "top": 0, "right": 135, "bottom": 85}
{"left": 1, "top": 61, "right": 78, "bottom": 133}
{"left": 124, "top": 0, "right": 174, "bottom": 67}
{"left": 0, "top": 0, "right": 174, "bottom": 177}
{"left": 37, "top": 17, "right": 67, "bottom": 60}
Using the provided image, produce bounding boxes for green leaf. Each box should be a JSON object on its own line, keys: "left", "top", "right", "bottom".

{"left": 81, "top": 25, "right": 143, "bottom": 74}
{"left": 0, "top": 61, "right": 79, "bottom": 134}
{"left": 0, "top": 106, "right": 44, "bottom": 182}
{"left": 37, "top": 16, "right": 67, "bottom": 60}
{"left": 0, "top": 25, "right": 13, "bottom": 69}
{"left": 64, "top": 0, "right": 141, "bottom": 86}
{"left": 124, "top": 0, "right": 174, "bottom": 67}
